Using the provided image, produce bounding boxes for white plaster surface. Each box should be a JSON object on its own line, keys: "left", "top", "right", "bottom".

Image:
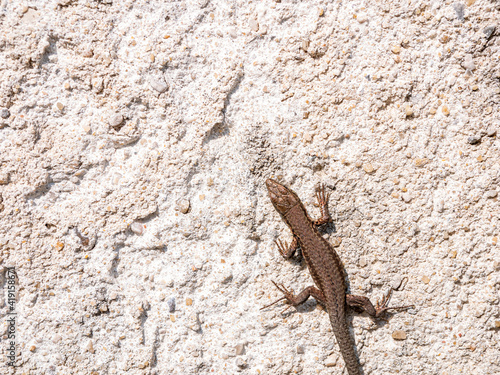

{"left": 0, "top": 0, "right": 499, "bottom": 374}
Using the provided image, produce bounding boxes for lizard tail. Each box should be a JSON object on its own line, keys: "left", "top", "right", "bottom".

{"left": 330, "top": 316, "right": 362, "bottom": 375}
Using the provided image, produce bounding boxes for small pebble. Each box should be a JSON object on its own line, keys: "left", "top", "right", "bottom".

{"left": 452, "top": 2, "right": 465, "bottom": 21}
{"left": 363, "top": 163, "right": 375, "bottom": 174}
{"left": 392, "top": 330, "right": 407, "bottom": 340}
{"left": 249, "top": 18, "right": 259, "bottom": 32}
{"left": 404, "top": 105, "right": 413, "bottom": 117}
{"left": 359, "top": 257, "right": 367, "bottom": 267}
{"left": 414, "top": 158, "right": 429, "bottom": 167}
{"left": 186, "top": 297, "right": 193, "bottom": 306}
{"left": 0, "top": 108, "right": 10, "bottom": 119}
{"left": 109, "top": 114, "right": 124, "bottom": 128}
{"left": 485, "top": 190, "right": 498, "bottom": 199}
{"left": 176, "top": 199, "right": 190, "bottom": 214}
{"left": 402, "top": 192, "right": 412, "bottom": 203}
{"left": 441, "top": 105, "right": 450, "bottom": 116}
{"left": 167, "top": 297, "right": 175, "bottom": 313}
{"left": 149, "top": 77, "right": 168, "bottom": 93}
{"left": 56, "top": 102, "right": 64, "bottom": 111}
{"left": 486, "top": 125, "right": 497, "bottom": 137}
{"left": 325, "top": 354, "right": 338, "bottom": 367}
{"left": 331, "top": 237, "right": 342, "bottom": 247}
{"left": 296, "top": 344, "right": 305, "bottom": 354}
{"left": 463, "top": 54, "right": 475, "bottom": 70}
{"left": 391, "top": 45, "right": 401, "bottom": 54}
{"left": 236, "top": 358, "right": 247, "bottom": 369}
{"left": 422, "top": 275, "right": 430, "bottom": 284}
{"left": 86, "top": 340, "right": 95, "bottom": 354}
{"left": 391, "top": 276, "right": 403, "bottom": 290}
{"left": 130, "top": 222, "right": 144, "bottom": 235}
{"left": 467, "top": 135, "right": 481, "bottom": 145}
{"left": 357, "top": 13, "right": 368, "bottom": 23}
{"left": 483, "top": 26, "right": 496, "bottom": 39}
{"left": 235, "top": 343, "right": 245, "bottom": 355}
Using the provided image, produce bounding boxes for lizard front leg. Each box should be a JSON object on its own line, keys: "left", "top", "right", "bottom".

{"left": 275, "top": 237, "right": 300, "bottom": 260}
{"left": 312, "top": 184, "right": 333, "bottom": 226}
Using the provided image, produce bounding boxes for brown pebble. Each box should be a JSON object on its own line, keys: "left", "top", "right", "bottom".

{"left": 422, "top": 275, "right": 430, "bottom": 284}
{"left": 392, "top": 330, "right": 407, "bottom": 340}
{"left": 235, "top": 343, "right": 245, "bottom": 355}
{"left": 186, "top": 298, "right": 193, "bottom": 306}
{"left": 331, "top": 237, "right": 342, "bottom": 247}
{"left": 363, "top": 163, "right": 375, "bottom": 174}
{"left": 414, "top": 158, "right": 429, "bottom": 167}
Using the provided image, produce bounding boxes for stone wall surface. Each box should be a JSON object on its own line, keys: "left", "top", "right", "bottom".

{"left": 0, "top": 0, "right": 499, "bottom": 374}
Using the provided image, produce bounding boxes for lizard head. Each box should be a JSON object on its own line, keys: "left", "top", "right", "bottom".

{"left": 266, "top": 179, "right": 300, "bottom": 215}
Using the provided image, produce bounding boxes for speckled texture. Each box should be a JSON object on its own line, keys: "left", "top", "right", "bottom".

{"left": 0, "top": 1, "right": 499, "bottom": 374}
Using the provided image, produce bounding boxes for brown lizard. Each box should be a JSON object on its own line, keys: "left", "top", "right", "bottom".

{"left": 263, "top": 179, "right": 413, "bottom": 375}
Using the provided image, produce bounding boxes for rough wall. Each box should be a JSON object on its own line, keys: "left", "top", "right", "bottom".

{"left": 0, "top": 0, "right": 499, "bottom": 374}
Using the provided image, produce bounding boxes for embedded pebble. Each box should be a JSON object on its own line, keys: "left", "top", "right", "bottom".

{"left": 363, "top": 163, "right": 375, "bottom": 174}
{"left": 485, "top": 190, "right": 498, "bottom": 199}
{"left": 149, "top": 77, "right": 168, "bottom": 93}
{"left": 235, "top": 343, "right": 245, "bottom": 355}
{"left": 325, "top": 354, "right": 338, "bottom": 367}
{"left": 483, "top": 26, "right": 496, "bottom": 39}
{"left": 402, "top": 192, "right": 412, "bottom": 203}
{"left": 392, "top": 330, "right": 407, "bottom": 340}
{"left": 0, "top": 108, "right": 10, "bottom": 119}
{"left": 235, "top": 357, "right": 247, "bottom": 369}
{"left": 167, "top": 297, "right": 175, "bottom": 313}
{"left": 391, "top": 275, "right": 403, "bottom": 290}
{"left": 414, "top": 158, "right": 429, "bottom": 167}
{"left": 109, "top": 113, "right": 124, "bottom": 128}
{"left": 486, "top": 125, "right": 497, "bottom": 137}
{"left": 452, "top": 3, "right": 465, "bottom": 21}
{"left": 462, "top": 54, "right": 475, "bottom": 70}
{"left": 176, "top": 199, "right": 190, "bottom": 214}
{"left": 296, "top": 344, "right": 305, "bottom": 354}
{"left": 249, "top": 18, "right": 259, "bottom": 32}
{"left": 404, "top": 104, "right": 413, "bottom": 117}
{"left": 130, "top": 222, "right": 144, "bottom": 235}
{"left": 467, "top": 135, "right": 481, "bottom": 145}
{"left": 357, "top": 13, "right": 368, "bottom": 23}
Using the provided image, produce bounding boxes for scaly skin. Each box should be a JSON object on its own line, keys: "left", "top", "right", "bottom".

{"left": 265, "top": 179, "right": 413, "bottom": 375}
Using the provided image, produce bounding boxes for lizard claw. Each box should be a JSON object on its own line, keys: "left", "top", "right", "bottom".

{"left": 315, "top": 184, "right": 330, "bottom": 206}
{"left": 274, "top": 239, "right": 288, "bottom": 258}
{"left": 375, "top": 288, "right": 415, "bottom": 317}
{"left": 260, "top": 280, "right": 295, "bottom": 311}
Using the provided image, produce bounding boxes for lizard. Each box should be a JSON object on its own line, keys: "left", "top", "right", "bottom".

{"left": 263, "top": 179, "right": 414, "bottom": 375}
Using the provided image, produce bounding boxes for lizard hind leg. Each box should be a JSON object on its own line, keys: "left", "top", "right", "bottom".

{"left": 275, "top": 237, "right": 300, "bottom": 260}
{"left": 346, "top": 289, "right": 415, "bottom": 318}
